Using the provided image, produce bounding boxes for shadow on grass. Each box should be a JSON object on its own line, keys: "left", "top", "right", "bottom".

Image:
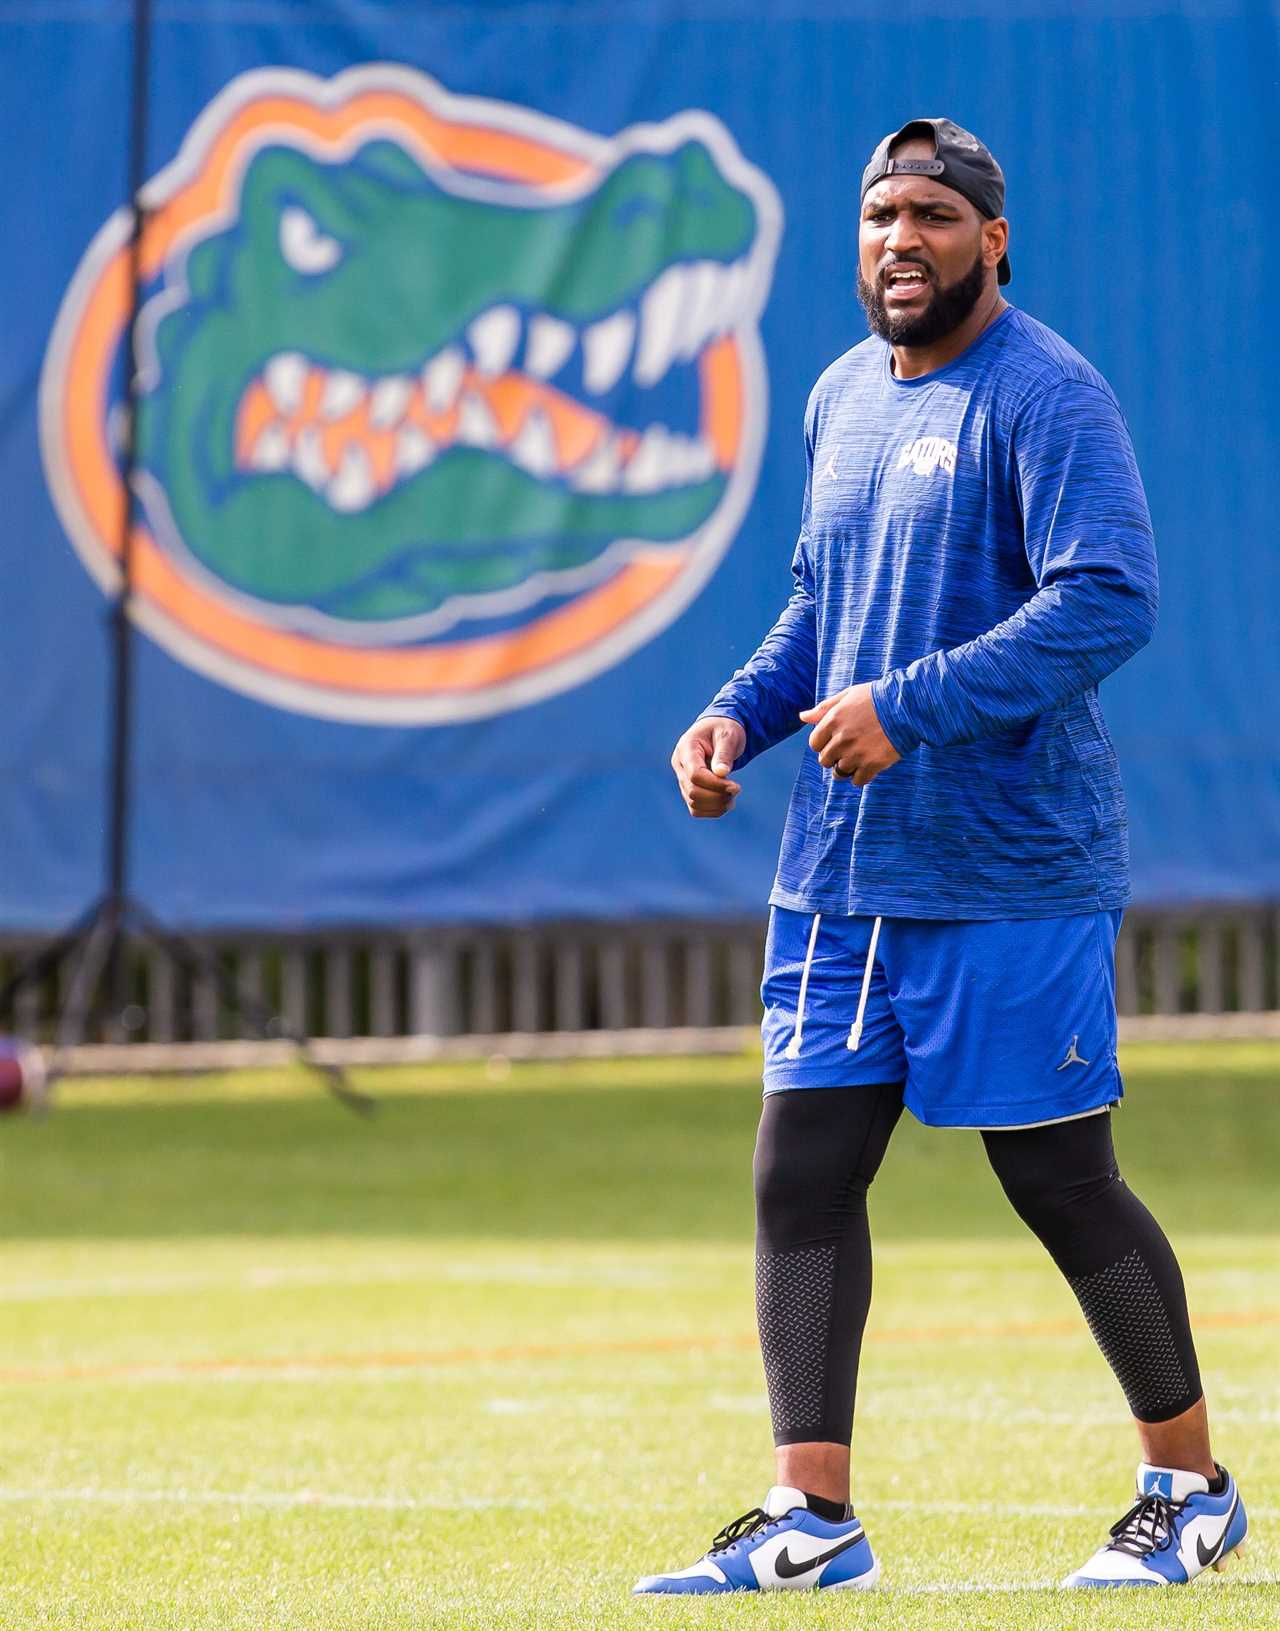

{"left": 0, "top": 1051, "right": 1275, "bottom": 1242}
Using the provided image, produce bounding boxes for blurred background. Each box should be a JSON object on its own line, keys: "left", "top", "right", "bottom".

{"left": 1, "top": 0, "right": 1277, "bottom": 1054}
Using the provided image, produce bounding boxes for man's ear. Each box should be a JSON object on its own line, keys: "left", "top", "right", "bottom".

{"left": 984, "top": 216, "right": 1009, "bottom": 272}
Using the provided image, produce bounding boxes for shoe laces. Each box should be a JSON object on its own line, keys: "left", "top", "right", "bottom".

{"left": 1105, "top": 1491, "right": 1184, "bottom": 1557}
{"left": 709, "top": 1506, "right": 784, "bottom": 1554}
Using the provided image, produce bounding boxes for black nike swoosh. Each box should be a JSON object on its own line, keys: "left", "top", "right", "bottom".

{"left": 1194, "top": 1491, "right": 1239, "bottom": 1568}
{"left": 774, "top": 1529, "right": 865, "bottom": 1580}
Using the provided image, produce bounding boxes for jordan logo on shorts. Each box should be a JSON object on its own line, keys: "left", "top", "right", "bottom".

{"left": 1056, "top": 1034, "right": 1090, "bottom": 1070}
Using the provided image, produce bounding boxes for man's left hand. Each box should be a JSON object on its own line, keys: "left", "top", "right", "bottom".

{"left": 799, "top": 684, "right": 902, "bottom": 787}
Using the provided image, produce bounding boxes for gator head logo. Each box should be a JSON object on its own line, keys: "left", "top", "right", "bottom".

{"left": 41, "top": 65, "right": 782, "bottom": 722}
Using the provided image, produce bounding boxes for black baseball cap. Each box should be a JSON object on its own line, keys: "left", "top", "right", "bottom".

{"left": 861, "top": 117, "right": 1011, "bottom": 285}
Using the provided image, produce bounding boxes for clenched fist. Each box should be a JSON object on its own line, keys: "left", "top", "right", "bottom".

{"left": 671, "top": 715, "right": 747, "bottom": 818}
{"left": 799, "top": 683, "right": 901, "bottom": 787}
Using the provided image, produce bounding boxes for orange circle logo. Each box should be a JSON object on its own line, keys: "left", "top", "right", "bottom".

{"left": 41, "top": 66, "right": 782, "bottom": 722}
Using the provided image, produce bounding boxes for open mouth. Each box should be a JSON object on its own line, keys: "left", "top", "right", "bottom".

{"left": 882, "top": 264, "right": 933, "bottom": 303}
{"left": 233, "top": 257, "right": 753, "bottom": 515}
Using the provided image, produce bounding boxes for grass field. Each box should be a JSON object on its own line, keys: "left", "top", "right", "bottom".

{"left": 0, "top": 1040, "right": 1276, "bottom": 1629}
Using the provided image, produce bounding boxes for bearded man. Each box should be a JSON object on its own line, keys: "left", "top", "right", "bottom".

{"left": 641, "top": 117, "right": 1247, "bottom": 1595}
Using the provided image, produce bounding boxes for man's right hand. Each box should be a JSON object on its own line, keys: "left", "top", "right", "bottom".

{"left": 671, "top": 716, "right": 747, "bottom": 818}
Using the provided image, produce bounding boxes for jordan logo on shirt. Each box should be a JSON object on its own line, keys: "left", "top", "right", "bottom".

{"left": 822, "top": 453, "right": 839, "bottom": 483}
{"left": 1056, "top": 1035, "right": 1090, "bottom": 1070}
{"left": 898, "top": 435, "right": 957, "bottom": 477}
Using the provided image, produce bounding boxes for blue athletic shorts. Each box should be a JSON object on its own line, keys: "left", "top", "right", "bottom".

{"left": 760, "top": 907, "right": 1125, "bottom": 1128}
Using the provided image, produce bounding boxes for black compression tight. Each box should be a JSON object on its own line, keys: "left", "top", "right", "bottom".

{"left": 983, "top": 1112, "right": 1203, "bottom": 1423}
{"left": 754, "top": 1087, "right": 1203, "bottom": 1447}
{"left": 754, "top": 1085, "right": 903, "bottom": 1446}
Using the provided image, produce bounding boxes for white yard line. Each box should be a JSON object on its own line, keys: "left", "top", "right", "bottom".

{"left": 9, "top": 1355, "right": 1280, "bottom": 1412}
{"left": 0, "top": 1487, "right": 1273, "bottom": 1588}
{"left": 891, "top": 1580, "right": 1059, "bottom": 1594}
{"left": 710, "top": 1393, "right": 1280, "bottom": 1427}
{"left": 0, "top": 1486, "right": 535, "bottom": 1512}
{"left": 0, "top": 1485, "right": 1273, "bottom": 1525}
{"left": 875, "top": 1492, "right": 1280, "bottom": 1525}
{"left": 890, "top": 1576, "right": 1277, "bottom": 1593}
{"left": 0, "top": 1261, "right": 669, "bottom": 1303}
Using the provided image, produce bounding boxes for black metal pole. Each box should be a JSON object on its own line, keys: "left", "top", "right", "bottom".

{"left": 105, "top": 0, "right": 153, "bottom": 1017}
{"left": 108, "top": 0, "right": 153, "bottom": 900}
{"left": 2, "top": 0, "right": 371, "bottom": 1113}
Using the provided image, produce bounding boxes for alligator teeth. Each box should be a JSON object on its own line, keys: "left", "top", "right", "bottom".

{"left": 467, "top": 305, "right": 521, "bottom": 376}
{"left": 293, "top": 428, "right": 330, "bottom": 490}
{"left": 320, "top": 371, "right": 364, "bottom": 419}
{"left": 635, "top": 265, "right": 688, "bottom": 387}
{"left": 265, "top": 352, "right": 307, "bottom": 415}
{"left": 623, "top": 424, "right": 677, "bottom": 493}
{"left": 720, "top": 259, "right": 751, "bottom": 332}
{"left": 582, "top": 310, "right": 635, "bottom": 396}
{"left": 329, "top": 444, "right": 375, "bottom": 512}
{"left": 525, "top": 314, "right": 576, "bottom": 380}
{"left": 368, "top": 376, "right": 414, "bottom": 429}
{"left": 423, "top": 347, "right": 465, "bottom": 413}
{"left": 394, "top": 424, "right": 436, "bottom": 476}
{"left": 456, "top": 390, "right": 500, "bottom": 449}
{"left": 569, "top": 434, "right": 623, "bottom": 493}
{"left": 687, "top": 435, "right": 717, "bottom": 483}
{"left": 677, "top": 260, "right": 724, "bottom": 361}
{"left": 249, "top": 423, "right": 291, "bottom": 472}
{"left": 508, "top": 407, "right": 557, "bottom": 479}
{"left": 666, "top": 433, "right": 717, "bottom": 485}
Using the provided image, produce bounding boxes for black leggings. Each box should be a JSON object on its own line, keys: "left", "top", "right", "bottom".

{"left": 754, "top": 1085, "right": 1203, "bottom": 1446}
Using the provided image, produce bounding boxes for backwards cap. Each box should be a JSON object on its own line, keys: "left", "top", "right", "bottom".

{"left": 861, "top": 117, "right": 1011, "bottom": 285}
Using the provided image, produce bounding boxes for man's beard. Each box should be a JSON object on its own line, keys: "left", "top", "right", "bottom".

{"left": 857, "top": 249, "right": 987, "bottom": 347}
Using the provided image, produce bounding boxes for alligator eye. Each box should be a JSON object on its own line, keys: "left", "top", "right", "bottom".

{"left": 279, "top": 205, "right": 342, "bottom": 274}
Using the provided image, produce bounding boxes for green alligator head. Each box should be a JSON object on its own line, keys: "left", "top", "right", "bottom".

{"left": 136, "top": 134, "right": 761, "bottom": 627}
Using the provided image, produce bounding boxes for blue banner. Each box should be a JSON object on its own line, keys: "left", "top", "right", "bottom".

{"left": 2, "top": 0, "right": 1276, "bottom": 929}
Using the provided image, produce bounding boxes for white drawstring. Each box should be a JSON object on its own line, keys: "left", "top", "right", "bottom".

{"left": 783, "top": 912, "right": 822, "bottom": 1060}
{"left": 846, "top": 915, "right": 883, "bottom": 1052}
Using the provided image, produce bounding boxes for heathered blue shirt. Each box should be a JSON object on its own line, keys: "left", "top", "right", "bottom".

{"left": 702, "top": 306, "right": 1158, "bottom": 920}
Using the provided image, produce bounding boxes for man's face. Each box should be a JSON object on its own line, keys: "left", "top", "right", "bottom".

{"left": 856, "top": 140, "right": 999, "bottom": 346}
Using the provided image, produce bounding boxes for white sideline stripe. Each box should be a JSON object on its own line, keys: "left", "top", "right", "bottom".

{"left": 17, "top": 1360, "right": 1280, "bottom": 1411}
{"left": 0, "top": 1261, "right": 668, "bottom": 1303}
{"left": 875, "top": 1497, "right": 1226, "bottom": 1519}
{"left": 895, "top": 1581, "right": 1058, "bottom": 1594}
{"left": 485, "top": 1395, "right": 632, "bottom": 1416}
{"left": 50, "top": 1027, "right": 759, "bottom": 1075}
{"left": 2, "top": 1488, "right": 1274, "bottom": 1588}
{"left": 892, "top": 1574, "right": 1278, "bottom": 1593}
{"left": 2, "top": 1485, "right": 1274, "bottom": 1526}
{"left": 44, "top": 1009, "right": 1280, "bottom": 1074}
{"left": 0, "top": 1486, "right": 535, "bottom": 1512}
{"left": 710, "top": 1397, "right": 1280, "bottom": 1429}
{"left": 883, "top": 1497, "right": 1280, "bottom": 1522}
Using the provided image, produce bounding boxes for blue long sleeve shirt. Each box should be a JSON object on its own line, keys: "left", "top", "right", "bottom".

{"left": 701, "top": 307, "right": 1158, "bottom": 920}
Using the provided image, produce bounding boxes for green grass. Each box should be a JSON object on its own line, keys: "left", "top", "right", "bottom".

{"left": 0, "top": 1040, "right": 1276, "bottom": 1628}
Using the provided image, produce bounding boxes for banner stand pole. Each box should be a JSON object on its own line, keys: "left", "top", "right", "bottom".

{"left": 0, "top": 0, "right": 373, "bottom": 1117}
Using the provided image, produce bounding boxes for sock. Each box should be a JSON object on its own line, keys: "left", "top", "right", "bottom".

{"left": 803, "top": 1490, "right": 852, "bottom": 1523}
{"left": 1207, "top": 1465, "right": 1228, "bottom": 1495}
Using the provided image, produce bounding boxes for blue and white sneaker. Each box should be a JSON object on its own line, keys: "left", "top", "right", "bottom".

{"left": 633, "top": 1484, "right": 878, "bottom": 1594}
{"left": 1064, "top": 1462, "right": 1247, "bottom": 1587}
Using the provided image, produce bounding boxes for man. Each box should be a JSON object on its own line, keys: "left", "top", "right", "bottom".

{"left": 637, "top": 118, "right": 1247, "bottom": 1594}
